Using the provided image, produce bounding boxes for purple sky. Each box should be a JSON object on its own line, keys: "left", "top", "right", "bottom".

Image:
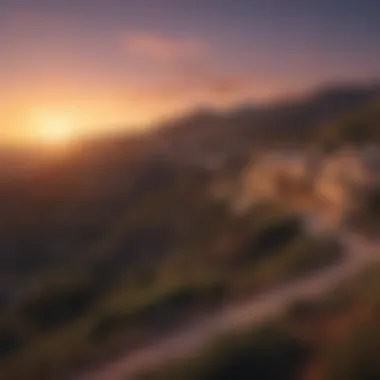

{"left": 1, "top": 0, "right": 379, "bottom": 141}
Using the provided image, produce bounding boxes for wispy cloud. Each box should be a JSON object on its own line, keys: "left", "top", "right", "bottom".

{"left": 123, "top": 32, "right": 206, "bottom": 63}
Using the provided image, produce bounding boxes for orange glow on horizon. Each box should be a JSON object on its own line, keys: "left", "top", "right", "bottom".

{"left": 1, "top": 96, "right": 153, "bottom": 147}
{"left": 32, "top": 112, "right": 77, "bottom": 145}
{"left": 0, "top": 75, "right": 287, "bottom": 149}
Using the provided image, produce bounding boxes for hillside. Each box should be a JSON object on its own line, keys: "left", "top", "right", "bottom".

{"left": 151, "top": 83, "right": 380, "bottom": 163}
{"left": 0, "top": 82, "right": 379, "bottom": 378}
{"left": 0, "top": 83, "right": 378, "bottom": 280}
{"left": 316, "top": 98, "right": 380, "bottom": 149}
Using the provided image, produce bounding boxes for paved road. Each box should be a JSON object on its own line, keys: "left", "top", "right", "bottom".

{"left": 79, "top": 230, "right": 379, "bottom": 380}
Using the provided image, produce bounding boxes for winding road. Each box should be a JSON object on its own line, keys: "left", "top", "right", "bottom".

{"left": 79, "top": 227, "right": 379, "bottom": 380}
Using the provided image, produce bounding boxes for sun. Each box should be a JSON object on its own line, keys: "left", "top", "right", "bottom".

{"left": 34, "top": 114, "right": 76, "bottom": 145}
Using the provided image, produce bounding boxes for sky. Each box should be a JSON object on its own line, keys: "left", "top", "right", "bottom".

{"left": 0, "top": 0, "right": 379, "bottom": 144}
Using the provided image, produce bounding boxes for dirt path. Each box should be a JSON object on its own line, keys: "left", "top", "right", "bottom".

{"left": 78, "top": 229, "right": 378, "bottom": 380}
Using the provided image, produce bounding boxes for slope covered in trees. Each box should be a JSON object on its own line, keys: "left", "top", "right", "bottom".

{"left": 0, "top": 83, "right": 378, "bottom": 378}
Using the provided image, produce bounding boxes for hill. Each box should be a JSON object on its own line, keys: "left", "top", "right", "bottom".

{"left": 0, "top": 81, "right": 379, "bottom": 378}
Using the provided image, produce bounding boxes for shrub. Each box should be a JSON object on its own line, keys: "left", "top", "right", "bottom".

{"left": 21, "top": 284, "right": 98, "bottom": 330}
{"left": 0, "top": 327, "right": 24, "bottom": 359}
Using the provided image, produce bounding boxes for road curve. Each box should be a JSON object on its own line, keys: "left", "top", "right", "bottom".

{"left": 79, "top": 231, "right": 378, "bottom": 380}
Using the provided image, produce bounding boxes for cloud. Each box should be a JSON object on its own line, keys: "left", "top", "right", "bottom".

{"left": 123, "top": 33, "right": 205, "bottom": 63}
{"left": 206, "top": 78, "right": 251, "bottom": 98}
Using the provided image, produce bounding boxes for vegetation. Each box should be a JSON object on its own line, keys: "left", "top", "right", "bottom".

{"left": 0, "top": 85, "right": 378, "bottom": 378}
{"left": 316, "top": 99, "right": 380, "bottom": 150}
{"left": 347, "top": 185, "right": 380, "bottom": 234}
{"left": 141, "top": 265, "right": 380, "bottom": 380}
{"left": 139, "top": 325, "right": 309, "bottom": 380}
{"left": 0, "top": 165, "right": 341, "bottom": 379}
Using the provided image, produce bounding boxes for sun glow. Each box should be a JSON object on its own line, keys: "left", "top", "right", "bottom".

{"left": 20, "top": 107, "right": 88, "bottom": 149}
{"left": 34, "top": 114, "right": 76, "bottom": 145}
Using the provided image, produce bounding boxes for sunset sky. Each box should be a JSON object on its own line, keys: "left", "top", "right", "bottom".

{"left": 1, "top": 0, "right": 379, "bottom": 144}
